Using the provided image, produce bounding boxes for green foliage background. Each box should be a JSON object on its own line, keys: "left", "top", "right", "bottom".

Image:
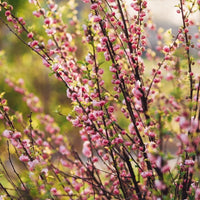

{"left": 0, "top": 1, "right": 85, "bottom": 152}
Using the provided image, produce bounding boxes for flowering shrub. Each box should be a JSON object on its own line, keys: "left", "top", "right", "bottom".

{"left": 0, "top": 0, "right": 200, "bottom": 199}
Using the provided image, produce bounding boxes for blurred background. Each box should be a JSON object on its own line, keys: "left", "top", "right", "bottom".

{"left": 0, "top": 0, "right": 88, "bottom": 152}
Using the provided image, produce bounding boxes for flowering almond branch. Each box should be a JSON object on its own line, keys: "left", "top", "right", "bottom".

{"left": 0, "top": 0, "right": 200, "bottom": 199}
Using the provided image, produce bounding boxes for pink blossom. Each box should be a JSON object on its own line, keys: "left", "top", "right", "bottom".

{"left": 93, "top": 15, "right": 101, "bottom": 22}
{"left": 101, "top": 36, "right": 108, "bottom": 44}
{"left": 96, "top": 150, "right": 103, "bottom": 158}
{"left": 47, "top": 39, "right": 55, "bottom": 47}
{"left": 115, "top": 137, "right": 123, "bottom": 144}
{"left": 44, "top": 18, "right": 52, "bottom": 25}
{"left": 92, "top": 156, "right": 98, "bottom": 163}
{"left": 1, "top": 2, "right": 8, "bottom": 7}
{"left": 108, "top": 106, "right": 114, "bottom": 113}
{"left": 102, "top": 139, "right": 109, "bottom": 146}
{"left": 161, "top": 164, "right": 170, "bottom": 173}
{"left": 12, "top": 132, "right": 22, "bottom": 139}
{"left": 132, "top": 144, "right": 137, "bottom": 150}
{"left": 179, "top": 116, "right": 190, "bottom": 130}
{"left": 91, "top": 3, "right": 98, "bottom": 10}
{"left": 103, "top": 154, "right": 109, "bottom": 161}
{"left": 18, "top": 17, "right": 25, "bottom": 25}
{"left": 32, "top": 11, "right": 41, "bottom": 18}
{"left": 46, "top": 28, "right": 56, "bottom": 35}
{"left": 52, "top": 64, "right": 59, "bottom": 72}
{"left": 29, "top": 0, "right": 37, "bottom": 4}
{"left": 166, "top": 73, "right": 174, "bottom": 81}
{"left": 98, "top": 68, "right": 104, "bottom": 75}
{"left": 155, "top": 180, "right": 166, "bottom": 190}
{"left": 195, "top": 188, "right": 200, "bottom": 199}
{"left": 7, "top": 16, "right": 13, "bottom": 22}
{"left": 3, "top": 106, "right": 9, "bottom": 112}
{"left": 75, "top": 183, "right": 82, "bottom": 191}
{"left": 149, "top": 132, "right": 155, "bottom": 138}
{"left": 43, "top": 59, "right": 50, "bottom": 67}
{"left": 81, "top": 135, "right": 88, "bottom": 141}
{"left": 82, "top": 141, "right": 91, "bottom": 158}
{"left": 178, "top": 34, "right": 185, "bottom": 41}
{"left": 59, "top": 145, "right": 69, "bottom": 155}
{"left": 11, "top": 139, "right": 20, "bottom": 148}
{"left": 110, "top": 66, "right": 117, "bottom": 73}
{"left": 185, "top": 159, "right": 195, "bottom": 166}
{"left": 132, "top": 88, "right": 143, "bottom": 98}
{"left": 43, "top": 141, "right": 50, "bottom": 147}
{"left": 19, "top": 155, "right": 30, "bottom": 162}
{"left": 113, "top": 188, "right": 119, "bottom": 195}
{"left": 41, "top": 168, "right": 48, "bottom": 175}
{"left": 36, "top": 138, "right": 42, "bottom": 145}
{"left": 55, "top": 135, "right": 63, "bottom": 144}
{"left": 1, "top": 99, "right": 6, "bottom": 104}
{"left": 18, "top": 78, "right": 24, "bottom": 85}
{"left": 28, "top": 159, "right": 39, "bottom": 171}
{"left": 125, "top": 141, "right": 132, "bottom": 146}
{"left": 156, "top": 156, "right": 162, "bottom": 168}
{"left": 141, "top": 171, "right": 152, "bottom": 178}
{"left": 88, "top": 113, "right": 97, "bottom": 121}
{"left": 190, "top": 117, "right": 198, "bottom": 132}
{"left": 14, "top": 86, "right": 24, "bottom": 94}
{"left": 114, "top": 79, "right": 120, "bottom": 84}
{"left": 5, "top": 10, "right": 11, "bottom": 16}
{"left": 50, "top": 187, "right": 58, "bottom": 195}
{"left": 30, "top": 40, "right": 39, "bottom": 47}
{"left": 194, "top": 33, "right": 199, "bottom": 39}
{"left": 93, "top": 100, "right": 105, "bottom": 107}
{"left": 147, "top": 153, "right": 157, "bottom": 163}
{"left": 163, "top": 46, "right": 170, "bottom": 53}
{"left": 178, "top": 134, "right": 189, "bottom": 145}
{"left": 64, "top": 187, "right": 73, "bottom": 195}
{"left": 61, "top": 159, "right": 70, "bottom": 167}
{"left": 64, "top": 187, "right": 71, "bottom": 192}
{"left": 2, "top": 130, "right": 12, "bottom": 138}
{"left": 85, "top": 54, "right": 94, "bottom": 64}
{"left": 49, "top": 3, "right": 58, "bottom": 11}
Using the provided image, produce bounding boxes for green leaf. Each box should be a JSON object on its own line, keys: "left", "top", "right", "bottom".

{"left": 0, "top": 92, "right": 5, "bottom": 98}
{"left": 77, "top": 60, "right": 86, "bottom": 65}
{"left": 98, "top": 61, "right": 105, "bottom": 67}
{"left": 163, "top": 129, "right": 173, "bottom": 136}
{"left": 166, "top": 152, "right": 175, "bottom": 160}
{"left": 48, "top": 72, "right": 55, "bottom": 76}
{"left": 170, "top": 87, "right": 182, "bottom": 100}
{"left": 55, "top": 105, "right": 61, "bottom": 113}
{"left": 167, "top": 114, "right": 172, "bottom": 122}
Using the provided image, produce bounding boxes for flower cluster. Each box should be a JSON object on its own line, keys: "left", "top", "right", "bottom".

{"left": 0, "top": 0, "right": 200, "bottom": 199}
